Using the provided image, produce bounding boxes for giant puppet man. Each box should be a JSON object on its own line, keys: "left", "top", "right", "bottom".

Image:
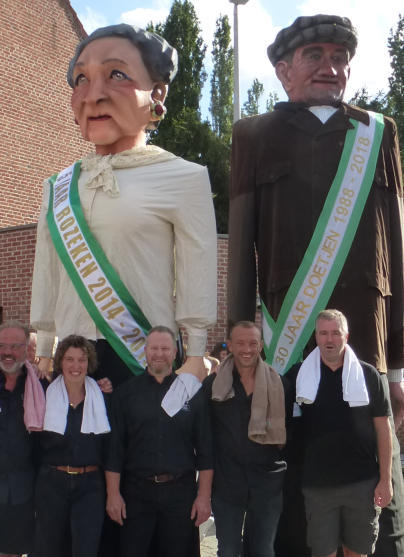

{"left": 228, "top": 14, "right": 404, "bottom": 557}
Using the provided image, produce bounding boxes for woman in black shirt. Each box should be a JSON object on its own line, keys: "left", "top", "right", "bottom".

{"left": 35, "top": 335, "right": 110, "bottom": 557}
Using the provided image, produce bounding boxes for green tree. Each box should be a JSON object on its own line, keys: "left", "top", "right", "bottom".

{"left": 242, "top": 78, "right": 264, "bottom": 117}
{"left": 149, "top": 1, "right": 230, "bottom": 232}
{"left": 349, "top": 15, "right": 404, "bottom": 164}
{"left": 348, "top": 87, "right": 387, "bottom": 112}
{"left": 199, "top": 126, "right": 231, "bottom": 233}
{"left": 265, "top": 91, "right": 279, "bottom": 112}
{"left": 210, "top": 15, "right": 234, "bottom": 141}
{"left": 157, "top": 0, "right": 206, "bottom": 114}
{"left": 149, "top": 0, "right": 207, "bottom": 160}
{"left": 386, "top": 14, "right": 404, "bottom": 155}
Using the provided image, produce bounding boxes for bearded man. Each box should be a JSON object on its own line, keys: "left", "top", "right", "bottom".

{"left": 0, "top": 321, "right": 45, "bottom": 557}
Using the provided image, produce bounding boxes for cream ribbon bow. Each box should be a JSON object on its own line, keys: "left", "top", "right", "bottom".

{"left": 81, "top": 145, "right": 177, "bottom": 197}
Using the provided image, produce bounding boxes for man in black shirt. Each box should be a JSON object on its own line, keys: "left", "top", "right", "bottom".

{"left": 295, "top": 309, "right": 392, "bottom": 557}
{"left": 0, "top": 321, "right": 38, "bottom": 557}
{"left": 204, "top": 321, "right": 286, "bottom": 557}
{"left": 105, "top": 325, "right": 213, "bottom": 557}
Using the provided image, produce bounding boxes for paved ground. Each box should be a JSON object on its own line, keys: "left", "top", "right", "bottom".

{"left": 23, "top": 522, "right": 218, "bottom": 557}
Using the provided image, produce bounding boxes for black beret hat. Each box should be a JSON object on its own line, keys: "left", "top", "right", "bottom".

{"left": 67, "top": 23, "right": 178, "bottom": 87}
{"left": 267, "top": 14, "right": 358, "bottom": 66}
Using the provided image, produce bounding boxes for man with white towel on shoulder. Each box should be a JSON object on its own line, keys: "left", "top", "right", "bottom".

{"left": 295, "top": 309, "right": 392, "bottom": 557}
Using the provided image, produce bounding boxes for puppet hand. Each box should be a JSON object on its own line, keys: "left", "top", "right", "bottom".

{"left": 97, "top": 377, "right": 113, "bottom": 394}
{"left": 37, "top": 357, "right": 52, "bottom": 379}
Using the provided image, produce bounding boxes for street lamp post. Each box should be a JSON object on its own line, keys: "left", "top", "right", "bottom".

{"left": 229, "top": 0, "right": 249, "bottom": 122}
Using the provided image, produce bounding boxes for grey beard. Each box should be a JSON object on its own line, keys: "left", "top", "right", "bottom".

{"left": 0, "top": 359, "right": 24, "bottom": 375}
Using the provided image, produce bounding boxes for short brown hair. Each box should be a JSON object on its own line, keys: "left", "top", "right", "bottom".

{"left": 146, "top": 326, "right": 176, "bottom": 348}
{"left": 53, "top": 335, "right": 98, "bottom": 377}
{"left": 229, "top": 321, "right": 262, "bottom": 340}
{"left": 316, "top": 309, "right": 349, "bottom": 335}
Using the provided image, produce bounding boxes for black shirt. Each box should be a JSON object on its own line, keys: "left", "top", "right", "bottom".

{"left": 39, "top": 399, "right": 109, "bottom": 467}
{"left": 106, "top": 371, "right": 213, "bottom": 478}
{"left": 204, "top": 370, "right": 286, "bottom": 506}
{"left": 0, "top": 368, "right": 35, "bottom": 504}
{"left": 297, "top": 361, "right": 390, "bottom": 487}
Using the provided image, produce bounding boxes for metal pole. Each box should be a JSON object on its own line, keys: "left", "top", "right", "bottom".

{"left": 229, "top": 0, "right": 249, "bottom": 123}
{"left": 233, "top": 2, "right": 240, "bottom": 122}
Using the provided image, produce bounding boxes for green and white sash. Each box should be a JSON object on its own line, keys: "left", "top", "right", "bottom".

{"left": 46, "top": 161, "right": 151, "bottom": 375}
{"left": 262, "top": 112, "right": 385, "bottom": 375}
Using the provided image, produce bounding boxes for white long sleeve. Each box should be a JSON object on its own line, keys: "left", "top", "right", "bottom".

{"left": 30, "top": 155, "right": 217, "bottom": 356}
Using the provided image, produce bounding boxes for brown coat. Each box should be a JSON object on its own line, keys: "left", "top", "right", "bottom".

{"left": 228, "top": 102, "right": 404, "bottom": 372}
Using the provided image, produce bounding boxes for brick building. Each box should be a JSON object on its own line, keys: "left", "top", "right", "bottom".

{"left": 0, "top": 1, "right": 90, "bottom": 229}
{"left": 0, "top": 0, "right": 91, "bottom": 324}
{"left": 0, "top": 0, "right": 86, "bottom": 320}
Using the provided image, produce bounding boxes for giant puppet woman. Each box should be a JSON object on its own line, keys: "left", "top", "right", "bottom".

{"left": 30, "top": 24, "right": 217, "bottom": 387}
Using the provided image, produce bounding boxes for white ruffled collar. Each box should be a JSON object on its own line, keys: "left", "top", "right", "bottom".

{"left": 81, "top": 145, "right": 177, "bottom": 197}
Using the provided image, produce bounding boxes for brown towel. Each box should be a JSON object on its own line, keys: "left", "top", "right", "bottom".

{"left": 212, "top": 354, "right": 286, "bottom": 445}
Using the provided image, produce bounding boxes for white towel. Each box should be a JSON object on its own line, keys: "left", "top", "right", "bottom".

{"left": 43, "top": 375, "right": 110, "bottom": 434}
{"left": 161, "top": 374, "right": 202, "bottom": 417}
{"left": 296, "top": 345, "right": 369, "bottom": 407}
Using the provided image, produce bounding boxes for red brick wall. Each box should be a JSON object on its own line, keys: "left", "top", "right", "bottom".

{"left": 206, "top": 234, "right": 228, "bottom": 350}
{"left": 0, "top": 224, "right": 37, "bottom": 325}
{"left": 0, "top": 0, "right": 90, "bottom": 228}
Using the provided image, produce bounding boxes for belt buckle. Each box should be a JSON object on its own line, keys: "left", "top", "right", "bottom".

{"left": 67, "top": 465, "right": 79, "bottom": 475}
{"left": 154, "top": 475, "right": 163, "bottom": 483}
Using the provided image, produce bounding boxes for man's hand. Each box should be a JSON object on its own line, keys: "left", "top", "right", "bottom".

{"left": 374, "top": 478, "right": 393, "bottom": 508}
{"left": 389, "top": 381, "right": 404, "bottom": 431}
{"left": 176, "top": 356, "right": 207, "bottom": 382}
{"left": 190, "top": 493, "right": 211, "bottom": 527}
{"left": 106, "top": 491, "right": 127, "bottom": 525}
{"left": 97, "top": 377, "right": 113, "bottom": 394}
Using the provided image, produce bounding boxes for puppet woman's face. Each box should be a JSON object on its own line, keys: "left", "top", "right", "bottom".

{"left": 71, "top": 37, "right": 157, "bottom": 155}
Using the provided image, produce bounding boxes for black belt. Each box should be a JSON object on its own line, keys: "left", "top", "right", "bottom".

{"left": 145, "top": 471, "right": 194, "bottom": 484}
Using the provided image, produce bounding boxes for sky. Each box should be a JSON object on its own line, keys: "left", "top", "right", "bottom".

{"left": 69, "top": 0, "right": 402, "bottom": 116}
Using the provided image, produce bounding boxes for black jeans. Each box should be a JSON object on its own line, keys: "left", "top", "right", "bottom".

{"left": 35, "top": 466, "right": 105, "bottom": 557}
{"left": 120, "top": 473, "right": 197, "bottom": 557}
{"left": 212, "top": 472, "right": 284, "bottom": 557}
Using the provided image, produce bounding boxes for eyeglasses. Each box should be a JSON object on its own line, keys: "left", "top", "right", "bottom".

{"left": 0, "top": 343, "right": 27, "bottom": 351}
